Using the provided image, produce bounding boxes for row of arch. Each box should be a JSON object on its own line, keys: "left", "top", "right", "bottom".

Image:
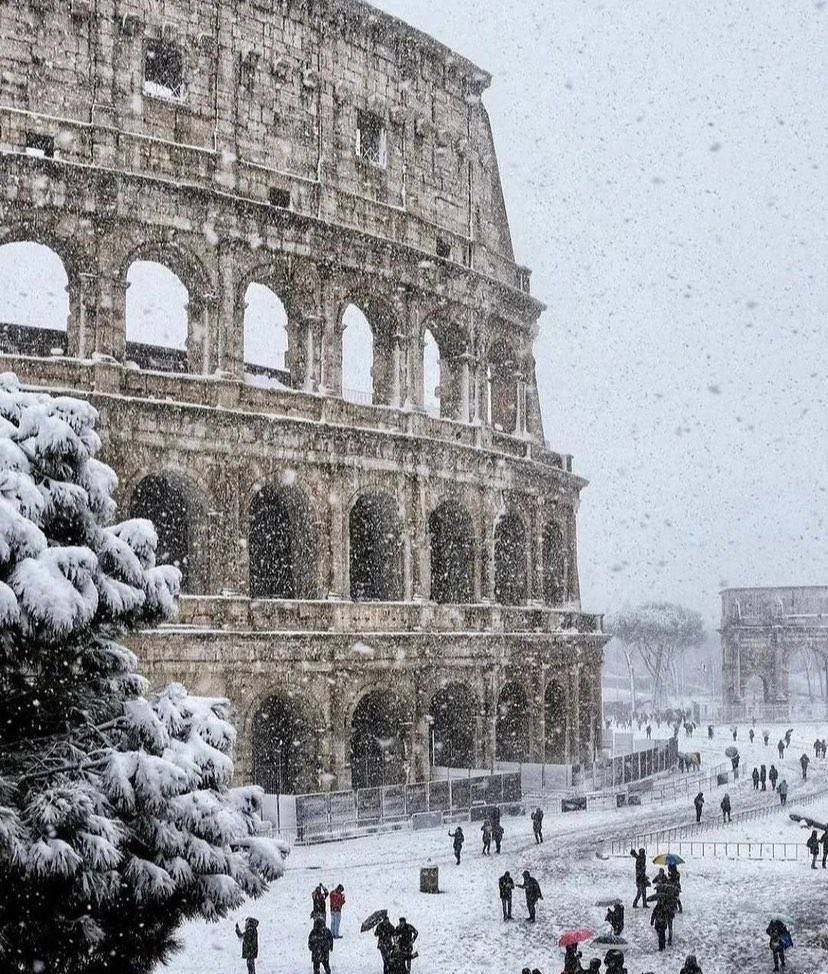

{"left": 129, "top": 473, "right": 573, "bottom": 606}
{"left": 0, "top": 241, "right": 529, "bottom": 428}
{"left": 252, "top": 678, "right": 586, "bottom": 793}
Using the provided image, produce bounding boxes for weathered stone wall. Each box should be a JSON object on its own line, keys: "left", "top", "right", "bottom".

{"left": 0, "top": 0, "right": 608, "bottom": 793}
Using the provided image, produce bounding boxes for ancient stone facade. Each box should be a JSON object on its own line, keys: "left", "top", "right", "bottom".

{"left": 721, "top": 587, "right": 828, "bottom": 714}
{"left": 0, "top": 0, "right": 607, "bottom": 793}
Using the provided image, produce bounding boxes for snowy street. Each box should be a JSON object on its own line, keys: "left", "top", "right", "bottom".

{"left": 167, "top": 722, "right": 828, "bottom": 974}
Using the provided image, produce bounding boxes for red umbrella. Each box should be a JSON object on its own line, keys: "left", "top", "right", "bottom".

{"left": 558, "top": 929, "right": 595, "bottom": 947}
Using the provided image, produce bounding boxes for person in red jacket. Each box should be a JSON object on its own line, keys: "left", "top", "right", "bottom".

{"left": 329, "top": 884, "right": 345, "bottom": 939}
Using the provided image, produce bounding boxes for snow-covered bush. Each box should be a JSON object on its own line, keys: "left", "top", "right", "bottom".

{"left": 0, "top": 374, "right": 287, "bottom": 973}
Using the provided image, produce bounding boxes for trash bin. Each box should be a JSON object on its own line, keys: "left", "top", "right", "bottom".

{"left": 420, "top": 867, "right": 439, "bottom": 894}
{"left": 616, "top": 793, "right": 627, "bottom": 808}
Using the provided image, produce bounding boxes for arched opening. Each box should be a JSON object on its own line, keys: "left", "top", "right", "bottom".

{"left": 429, "top": 500, "right": 474, "bottom": 604}
{"left": 494, "top": 513, "right": 527, "bottom": 605}
{"left": 126, "top": 260, "right": 189, "bottom": 372}
{"left": 542, "top": 523, "right": 567, "bottom": 605}
{"left": 249, "top": 484, "right": 317, "bottom": 599}
{"left": 349, "top": 492, "right": 402, "bottom": 602}
{"left": 341, "top": 303, "right": 374, "bottom": 405}
{"left": 252, "top": 692, "right": 318, "bottom": 794}
{"left": 128, "top": 473, "right": 206, "bottom": 594}
{"left": 496, "top": 682, "right": 529, "bottom": 762}
{"left": 544, "top": 681, "right": 567, "bottom": 762}
{"left": 0, "top": 242, "right": 69, "bottom": 355}
{"left": 422, "top": 328, "right": 441, "bottom": 416}
{"left": 350, "top": 690, "right": 409, "bottom": 789}
{"left": 743, "top": 673, "right": 768, "bottom": 705}
{"left": 243, "top": 282, "right": 290, "bottom": 387}
{"left": 430, "top": 683, "right": 478, "bottom": 769}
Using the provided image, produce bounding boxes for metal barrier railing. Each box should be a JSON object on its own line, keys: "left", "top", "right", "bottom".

{"left": 643, "top": 840, "right": 803, "bottom": 861}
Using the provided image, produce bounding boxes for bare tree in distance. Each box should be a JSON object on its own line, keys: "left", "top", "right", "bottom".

{"left": 609, "top": 603, "right": 706, "bottom": 710}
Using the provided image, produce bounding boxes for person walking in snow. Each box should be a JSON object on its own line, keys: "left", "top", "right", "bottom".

{"left": 749, "top": 728, "right": 755, "bottom": 744}
{"left": 563, "top": 943, "right": 584, "bottom": 972}
{"left": 800, "top": 753, "right": 810, "bottom": 780}
{"left": 516, "top": 869, "right": 543, "bottom": 922}
{"left": 493, "top": 820, "right": 504, "bottom": 853}
{"left": 448, "top": 826, "right": 464, "bottom": 864}
{"left": 731, "top": 726, "right": 738, "bottom": 742}
{"left": 531, "top": 806, "right": 544, "bottom": 844}
{"left": 820, "top": 828, "right": 828, "bottom": 869}
{"left": 807, "top": 829, "right": 820, "bottom": 869}
{"left": 499, "top": 870, "right": 515, "bottom": 920}
{"left": 778, "top": 779, "right": 788, "bottom": 806}
{"left": 679, "top": 954, "right": 704, "bottom": 974}
{"left": 374, "top": 915, "right": 395, "bottom": 973}
{"left": 650, "top": 899, "right": 670, "bottom": 951}
{"left": 394, "top": 917, "right": 418, "bottom": 973}
{"left": 605, "top": 902, "right": 625, "bottom": 936}
{"left": 707, "top": 724, "right": 714, "bottom": 740}
{"left": 693, "top": 791, "right": 705, "bottom": 823}
{"left": 720, "top": 792, "right": 732, "bottom": 824}
{"left": 785, "top": 729, "right": 793, "bottom": 747}
{"left": 763, "top": 730, "right": 770, "bottom": 746}
{"left": 481, "top": 820, "right": 492, "bottom": 855}
{"left": 752, "top": 767, "right": 760, "bottom": 790}
{"left": 329, "top": 884, "right": 345, "bottom": 939}
{"left": 307, "top": 916, "right": 333, "bottom": 974}
{"left": 646, "top": 723, "right": 652, "bottom": 739}
{"left": 777, "top": 739, "right": 785, "bottom": 759}
{"left": 630, "top": 847, "right": 649, "bottom": 908}
{"left": 767, "top": 918, "right": 790, "bottom": 971}
{"left": 667, "top": 863, "right": 683, "bottom": 913}
{"left": 235, "top": 917, "right": 259, "bottom": 974}
{"left": 769, "top": 764, "right": 779, "bottom": 791}
{"left": 760, "top": 764, "right": 767, "bottom": 790}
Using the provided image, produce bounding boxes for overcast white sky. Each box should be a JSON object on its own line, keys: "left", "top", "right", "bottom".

{"left": 0, "top": 1, "right": 823, "bottom": 626}
{"left": 377, "top": 0, "right": 827, "bottom": 623}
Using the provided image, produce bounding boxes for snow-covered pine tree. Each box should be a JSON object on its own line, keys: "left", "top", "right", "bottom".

{"left": 0, "top": 373, "right": 287, "bottom": 973}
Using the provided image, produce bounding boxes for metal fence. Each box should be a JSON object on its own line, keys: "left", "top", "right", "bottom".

{"left": 640, "top": 840, "right": 803, "bottom": 861}
{"left": 293, "top": 771, "right": 521, "bottom": 841}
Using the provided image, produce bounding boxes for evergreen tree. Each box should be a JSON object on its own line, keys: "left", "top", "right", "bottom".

{"left": 0, "top": 374, "right": 286, "bottom": 973}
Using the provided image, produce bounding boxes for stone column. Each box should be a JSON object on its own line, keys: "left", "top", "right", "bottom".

{"left": 188, "top": 292, "right": 216, "bottom": 375}
{"left": 215, "top": 245, "right": 241, "bottom": 377}
{"left": 532, "top": 501, "right": 545, "bottom": 603}
{"left": 389, "top": 331, "right": 404, "bottom": 408}
{"left": 327, "top": 486, "right": 346, "bottom": 599}
{"left": 515, "top": 377, "right": 526, "bottom": 435}
{"left": 458, "top": 353, "right": 472, "bottom": 423}
{"left": 481, "top": 507, "right": 496, "bottom": 602}
{"left": 400, "top": 497, "right": 413, "bottom": 602}
{"left": 411, "top": 476, "right": 428, "bottom": 600}
{"left": 570, "top": 664, "right": 581, "bottom": 763}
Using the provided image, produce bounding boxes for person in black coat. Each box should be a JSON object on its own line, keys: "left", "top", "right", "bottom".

{"left": 481, "top": 820, "right": 492, "bottom": 855}
{"left": 650, "top": 900, "right": 670, "bottom": 951}
{"left": 630, "top": 847, "right": 649, "bottom": 908}
{"left": 492, "top": 821, "right": 504, "bottom": 853}
{"left": 531, "top": 807, "right": 544, "bottom": 844}
{"left": 767, "top": 919, "right": 790, "bottom": 971}
{"left": 605, "top": 902, "right": 625, "bottom": 936}
{"left": 448, "top": 826, "right": 464, "bottom": 864}
{"left": 394, "top": 917, "right": 418, "bottom": 973}
{"left": 720, "top": 793, "right": 732, "bottom": 823}
{"left": 679, "top": 954, "right": 703, "bottom": 974}
{"left": 307, "top": 917, "right": 333, "bottom": 974}
{"left": 693, "top": 791, "right": 704, "bottom": 823}
{"left": 516, "top": 869, "right": 542, "bottom": 922}
{"left": 800, "top": 753, "right": 810, "bottom": 780}
{"left": 752, "top": 767, "right": 760, "bottom": 790}
{"left": 820, "top": 828, "right": 828, "bottom": 868}
{"left": 235, "top": 917, "right": 259, "bottom": 974}
{"left": 768, "top": 764, "right": 779, "bottom": 791}
{"left": 777, "top": 739, "right": 785, "bottom": 759}
{"left": 375, "top": 916, "right": 395, "bottom": 974}
{"left": 498, "top": 870, "right": 515, "bottom": 920}
{"left": 806, "top": 829, "right": 820, "bottom": 869}
{"left": 760, "top": 764, "right": 767, "bottom": 790}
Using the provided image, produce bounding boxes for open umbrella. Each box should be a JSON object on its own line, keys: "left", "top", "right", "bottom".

{"left": 725, "top": 746, "right": 739, "bottom": 758}
{"left": 360, "top": 909, "right": 388, "bottom": 933}
{"left": 653, "top": 853, "right": 685, "bottom": 866}
{"left": 558, "top": 929, "right": 594, "bottom": 948}
{"left": 594, "top": 934, "right": 627, "bottom": 945}
{"left": 594, "top": 897, "right": 622, "bottom": 907}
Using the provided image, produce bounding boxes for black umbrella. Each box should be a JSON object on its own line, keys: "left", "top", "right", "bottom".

{"left": 361, "top": 909, "right": 388, "bottom": 933}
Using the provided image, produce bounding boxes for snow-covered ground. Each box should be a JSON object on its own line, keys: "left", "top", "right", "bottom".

{"left": 166, "top": 722, "right": 828, "bottom": 974}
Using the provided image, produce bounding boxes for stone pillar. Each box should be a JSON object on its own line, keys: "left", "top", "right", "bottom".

{"left": 458, "top": 354, "right": 472, "bottom": 423}
{"left": 471, "top": 359, "right": 483, "bottom": 424}
{"left": 411, "top": 477, "right": 428, "bottom": 600}
{"left": 215, "top": 246, "right": 241, "bottom": 377}
{"left": 529, "top": 672, "right": 545, "bottom": 763}
{"left": 481, "top": 507, "right": 496, "bottom": 602}
{"left": 515, "top": 377, "right": 526, "bottom": 435}
{"left": 188, "top": 292, "right": 216, "bottom": 375}
{"left": 69, "top": 273, "right": 94, "bottom": 359}
{"left": 401, "top": 497, "right": 413, "bottom": 602}
{"left": 532, "top": 501, "right": 545, "bottom": 603}
{"left": 570, "top": 664, "right": 581, "bottom": 763}
{"left": 390, "top": 331, "right": 404, "bottom": 408}
{"left": 327, "top": 487, "right": 346, "bottom": 599}
{"left": 303, "top": 316, "right": 319, "bottom": 392}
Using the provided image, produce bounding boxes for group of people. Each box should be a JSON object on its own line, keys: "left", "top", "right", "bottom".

{"left": 630, "top": 848, "right": 684, "bottom": 952}
{"left": 373, "top": 914, "right": 419, "bottom": 974}
{"left": 805, "top": 827, "right": 828, "bottom": 869}
{"left": 750, "top": 763, "right": 779, "bottom": 791}
{"left": 498, "top": 869, "right": 544, "bottom": 921}
{"left": 305, "top": 883, "right": 347, "bottom": 973}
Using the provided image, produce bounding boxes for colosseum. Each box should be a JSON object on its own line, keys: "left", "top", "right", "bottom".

{"left": 0, "top": 0, "right": 607, "bottom": 794}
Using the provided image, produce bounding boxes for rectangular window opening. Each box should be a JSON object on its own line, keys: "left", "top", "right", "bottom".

{"left": 144, "top": 41, "right": 186, "bottom": 102}
{"left": 356, "top": 110, "right": 388, "bottom": 169}
{"left": 269, "top": 187, "right": 291, "bottom": 209}
{"left": 25, "top": 132, "right": 55, "bottom": 159}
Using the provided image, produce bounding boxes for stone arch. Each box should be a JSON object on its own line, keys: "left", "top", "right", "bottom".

{"left": 127, "top": 471, "right": 208, "bottom": 594}
{"left": 120, "top": 238, "right": 213, "bottom": 373}
{"left": 429, "top": 682, "right": 479, "bottom": 768}
{"left": 542, "top": 522, "right": 568, "bottom": 605}
{"left": 248, "top": 483, "right": 318, "bottom": 599}
{"left": 251, "top": 689, "right": 319, "bottom": 794}
{"left": 496, "top": 681, "right": 529, "bottom": 762}
{"left": 243, "top": 282, "right": 290, "bottom": 380}
{"left": 494, "top": 511, "right": 528, "bottom": 605}
{"left": 429, "top": 499, "right": 475, "bottom": 604}
{"left": 349, "top": 687, "right": 410, "bottom": 789}
{"left": 349, "top": 491, "right": 403, "bottom": 601}
{"left": 544, "top": 680, "right": 566, "bottom": 762}
{"left": 742, "top": 672, "right": 768, "bottom": 705}
{"left": 420, "top": 311, "right": 471, "bottom": 422}
{"left": 338, "top": 289, "right": 400, "bottom": 406}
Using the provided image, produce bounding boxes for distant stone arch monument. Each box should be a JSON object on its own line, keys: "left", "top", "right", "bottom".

{"left": 721, "top": 586, "right": 828, "bottom": 719}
